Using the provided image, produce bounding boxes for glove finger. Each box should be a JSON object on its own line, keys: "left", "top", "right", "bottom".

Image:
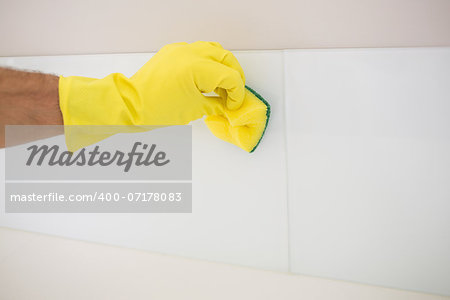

{"left": 214, "top": 87, "right": 228, "bottom": 100}
{"left": 194, "top": 61, "right": 245, "bottom": 110}
{"left": 190, "top": 41, "right": 246, "bottom": 83}
{"left": 204, "top": 115, "right": 234, "bottom": 145}
{"left": 219, "top": 51, "right": 245, "bottom": 83}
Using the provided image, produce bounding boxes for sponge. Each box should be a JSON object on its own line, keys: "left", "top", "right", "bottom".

{"left": 204, "top": 86, "right": 271, "bottom": 153}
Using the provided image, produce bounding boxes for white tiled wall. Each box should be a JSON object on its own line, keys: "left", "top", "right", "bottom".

{"left": 285, "top": 48, "right": 450, "bottom": 296}
{"left": 0, "top": 51, "right": 289, "bottom": 272}
{"left": 1, "top": 48, "right": 450, "bottom": 295}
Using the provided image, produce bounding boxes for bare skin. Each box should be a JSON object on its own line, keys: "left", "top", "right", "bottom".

{"left": 0, "top": 67, "right": 63, "bottom": 147}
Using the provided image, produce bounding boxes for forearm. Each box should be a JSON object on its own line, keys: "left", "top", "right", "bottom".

{"left": 0, "top": 67, "right": 63, "bottom": 147}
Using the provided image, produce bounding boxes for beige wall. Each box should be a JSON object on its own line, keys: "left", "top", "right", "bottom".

{"left": 0, "top": 0, "right": 449, "bottom": 56}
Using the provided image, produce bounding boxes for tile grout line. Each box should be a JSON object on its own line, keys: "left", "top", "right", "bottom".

{"left": 281, "top": 50, "right": 292, "bottom": 273}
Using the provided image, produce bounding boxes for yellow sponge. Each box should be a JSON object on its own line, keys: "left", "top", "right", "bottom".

{"left": 205, "top": 86, "right": 270, "bottom": 152}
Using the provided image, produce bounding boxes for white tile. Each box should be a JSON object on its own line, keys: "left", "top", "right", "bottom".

{"left": 285, "top": 48, "right": 450, "bottom": 295}
{"left": 0, "top": 51, "right": 289, "bottom": 271}
{"left": 0, "top": 53, "right": 154, "bottom": 77}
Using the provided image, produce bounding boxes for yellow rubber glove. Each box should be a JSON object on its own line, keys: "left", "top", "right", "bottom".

{"left": 59, "top": 41, "right": 269, "bottom": 152}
